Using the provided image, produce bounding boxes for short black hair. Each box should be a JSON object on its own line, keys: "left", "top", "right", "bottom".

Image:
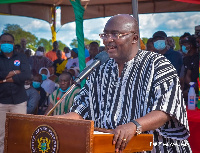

{"left": 59, "top": 72, "right": 73, "bottom": 80}
{"left": 0, "top": 33, "right": 15, "bottom": 41}
{"left": 89, "top": 41, "right": 99, "bottom": 46}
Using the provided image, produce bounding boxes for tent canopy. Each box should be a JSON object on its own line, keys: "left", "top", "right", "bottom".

{"left": 0, "top": 0, "right": 200, "bottom": 25}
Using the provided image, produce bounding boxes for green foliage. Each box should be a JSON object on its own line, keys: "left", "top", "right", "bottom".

{"left": 70, "top": 38, "right": 100, "bottom": 49}
{"left": 3, "top": 24, "right": 38, "bottom": 50}
{"left": 172, "top": 36, "right": 180, "bottom": 51}
{"left": 142, "top": 37, "right": 148, "bottom": 45}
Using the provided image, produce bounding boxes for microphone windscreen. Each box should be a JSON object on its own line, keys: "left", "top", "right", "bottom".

{"left": 94, "top": 51, "right": 109, "bottom": 65}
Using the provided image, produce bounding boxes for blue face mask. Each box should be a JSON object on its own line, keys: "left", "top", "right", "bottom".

{"left": 59, "top": 87, "right": 70, "bottom": 93}
{"left": 32, "top": 81, "right": 41, "bottom": 89}
{"left": 0, "top": 43, "right": 13, "bottom": 53}
{"left": 154, "top": 40, "right": 166, "bottom": 51}
{"left": 182, "top": 45, "right": 188, "bottom": 54}
{"left": 41, "top": 74, "right": 47, "bottom": 81}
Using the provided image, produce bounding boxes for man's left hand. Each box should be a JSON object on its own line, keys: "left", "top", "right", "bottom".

{"left": 112, "top": 122, "right": 136, "bottom": 153}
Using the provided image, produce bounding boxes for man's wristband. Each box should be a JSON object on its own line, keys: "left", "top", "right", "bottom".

{"left": 3, "top": 79, "right": 6, "bottom": 83}
{"left": 130, "top": 120, "right": 142, "bottom": 135}
{"left": 13, "top": 70, "right": 17, "bottom": 75}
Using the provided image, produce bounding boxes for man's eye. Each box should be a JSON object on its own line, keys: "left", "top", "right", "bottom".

{"left": 112, "top": 33, "right": 119, "bottom": 37}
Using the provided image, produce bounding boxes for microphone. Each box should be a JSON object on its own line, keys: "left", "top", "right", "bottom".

{"left": 74, "top": 51, "right": 109, "bottom": 84}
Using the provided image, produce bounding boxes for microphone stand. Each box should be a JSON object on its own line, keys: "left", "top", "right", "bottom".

{"left": 46, "top": 84, "right": 76, "bottom": 116}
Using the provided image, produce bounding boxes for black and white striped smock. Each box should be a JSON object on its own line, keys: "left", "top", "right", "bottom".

{"left": 70, "top": 50, "right": 192, "bottom": 152}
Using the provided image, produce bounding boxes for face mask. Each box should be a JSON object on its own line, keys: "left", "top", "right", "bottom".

{"left": 65, "top": 52, "right": 71, "bottom": 58}
{"left": 32, "top": 81, "right": 41, "bottom": 89}
{"left": 59, "top": 87, "right": 70, "bottom": 93}
{"left": 41, "top": 74, "right": 47, "bottom": 81}
{"left": 24, "top": 85, "right": 31, "bottom": 89}
{"left": 0, "top": 43, "right": 13, "bottom": 53}
{"left": 36, "top": 51, "right": 44, "bottom": 56}
{"left": 154, "top": 40, "right": 166, "bottom": 51}
{"left": 182, "top": 45, "right": 188, "bottom": 54}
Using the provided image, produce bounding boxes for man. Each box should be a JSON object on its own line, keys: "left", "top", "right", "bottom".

{"left": 53, "top": 50, "right": 68, "bottom": 76}
{"left": 24, "top": 78, "right": 40, "bottom": 114}
{"left": 65, "top": 48, "right": 79, "bottom": 69}
{"left": 0, "top": 33, "right": 31, "bottom": 152}
{"left": 45, "top": 72, "right": 80, "bottom": 115}
{"left": 63, "top": 46, "right": 71, "bottom": 59}
{"left": 167, "top": 37, "right": 175, "bottom": 50}
{"left": 20, "top": 38, "right": 34, "bottom": 55}
{"left": 29, "top": 46, "right": 53, "bottom": 75}
{"left": 59, "top": 14, "right": 191, "bottom": 152}
{"left": 86, "top": 41, "right": 99, "bottom": 66}
{"left": 181, "top": 36, "right": 199, "bottom": 102}
{"left": 152, "top": 31, "right": 183, "bottom": 76}
{"left": 45, "top": 41, "right": 66, "bottom": 61}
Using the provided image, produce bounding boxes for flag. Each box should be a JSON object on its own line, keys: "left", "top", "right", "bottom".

{"left": 70, "top": 0, "right": 86, "bottom": 88}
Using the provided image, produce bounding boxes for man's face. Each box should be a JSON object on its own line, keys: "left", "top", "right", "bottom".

{"left": 59, "top": 75, "right": 71, "bottom": 91}
{"left": 102, "top": 17, "right": 136, "bottom": 63}
{"left": 0, "top": 35, "right": 14, "bottom": 45}
{"left": 89, "top": 44, "right": 99, "bottom": 57}
{"left": 20, "top": 38, "right": 26, "bottom": 47}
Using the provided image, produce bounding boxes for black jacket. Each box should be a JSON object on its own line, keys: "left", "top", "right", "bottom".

{"left": 0, "top": 52, "right": 31, "bottom": 104}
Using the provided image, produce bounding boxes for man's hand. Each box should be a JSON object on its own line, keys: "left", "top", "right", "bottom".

{"left": 112, "top": 123, "right": 136, "bottom": 153}
{"left": 6, "top": 70, "right": 21, "bottom": 79}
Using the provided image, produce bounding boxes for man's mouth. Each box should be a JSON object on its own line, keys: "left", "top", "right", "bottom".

{"left": 106, "top": 45, "right": 117, "bottom": 52}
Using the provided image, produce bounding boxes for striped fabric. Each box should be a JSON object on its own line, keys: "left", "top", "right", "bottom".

{"left": 70, "top": 50, "right": 191, "bottom": 152}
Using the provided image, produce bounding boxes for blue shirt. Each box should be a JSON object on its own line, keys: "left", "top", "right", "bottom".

{"left": 163, "top": 48, "right": 183, "bottom": 76}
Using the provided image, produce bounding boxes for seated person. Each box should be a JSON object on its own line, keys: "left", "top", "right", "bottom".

{"left": 24, "top": 78, "right": 40, "bottom": 114}
{"left": 32, "top": 74, "right": 47, "bottom": 109}
{"left": 45, "top": 72, "right": 80, "bottom": 115}
{"left": 39, "top": 67, "right": 56, "bottom": 94}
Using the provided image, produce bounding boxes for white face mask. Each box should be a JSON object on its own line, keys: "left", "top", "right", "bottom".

{"left": 65, "top": 52, "right": 71, "bottom": 58}
{"left": 24, "top": 84, "right": 31, "bottom": 89}
{"left": 36, "top": 51, "right": 44, "bottom": 56}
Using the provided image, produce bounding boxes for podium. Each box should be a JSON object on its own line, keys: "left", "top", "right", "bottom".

{"left": 4, "top": 113, "right": 153, "bottom": 153}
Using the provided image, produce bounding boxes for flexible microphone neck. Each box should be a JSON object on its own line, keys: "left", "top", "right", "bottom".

{"left": 74, "top": 51, "right": 109, "bottom": 84}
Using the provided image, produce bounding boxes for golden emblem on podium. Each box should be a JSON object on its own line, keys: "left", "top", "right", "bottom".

{"left": 31, "top": 125, "right": 59, "bottom": 153}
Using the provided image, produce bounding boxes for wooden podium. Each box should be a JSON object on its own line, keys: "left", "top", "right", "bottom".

{"left": 4, "top": 113, "right": 153, "bottom": 153}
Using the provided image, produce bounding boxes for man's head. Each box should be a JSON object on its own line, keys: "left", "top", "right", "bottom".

{"left": 53, "top": 41, "right": 59, "bottom": 51}
{"left": 181, "top": 36, "right": 197, "bottom": 55}
{"left": 64, "top": 47, "right": 71, "bottom": 59}
{"left": 89, "top": 42, "right": 99, "bottom": 59}
{"left": 32, "top": 74, "right": 42, "bottom": 89}
{"left": 20, "top": 38, "right": 27, "bottom": 48}
{"left": 71, "top": 48, "right": 78, "bottom": 58}
{"left": 56, "top": 50, "right": 62, "bottom": 60}
{"left": 59, "top": 72, "right": 73, "bottom": 91}
{"left": 100, "top": 14, "right": 139, "bottom": 64}
{"left": 25, "top": 49, "right": 31, "bottom": 58}
{"left": 14, "top": 44, "right": 22, "bottom": 53}
{"left": 0, "top": 33, "right": 15, "bottom": 55}
{"left": 152, "top": 31, "right": 168, "bottom": 53}
{"left": 146, "top": 38, "right": 154, "bottom": 52}
{"left": 36, "top": 46, "right": 45, "bottom": 58}
{"left": 167, "top": 37, "right": 175, "bottom": 50}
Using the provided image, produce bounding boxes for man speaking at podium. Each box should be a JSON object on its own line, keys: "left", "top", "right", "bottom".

{"left": 59, "top": 14, "right": 191, "bottom": 152}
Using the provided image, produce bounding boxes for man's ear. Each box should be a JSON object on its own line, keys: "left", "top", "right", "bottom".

{"left": 132, "top": 34, "right": 139, "bottom": 44}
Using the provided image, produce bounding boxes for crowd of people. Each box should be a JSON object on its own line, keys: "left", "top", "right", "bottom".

{"left": 0, "top": 14, "right": 199, "bottom": 153}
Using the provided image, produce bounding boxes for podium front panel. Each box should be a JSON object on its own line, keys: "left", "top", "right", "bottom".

{"left": 4, "top": 113, "right": 94, "bottom": 153}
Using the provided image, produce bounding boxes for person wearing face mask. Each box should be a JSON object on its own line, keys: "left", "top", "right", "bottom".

{"left": 24, "top": 78, "right": 40, "bottom": 114}
{"left": 64, "top": 47, "right": 71, "bottom": 59}
{"left": 181, "top": 36, "right": 199, "bottom": 102}
{"left": 29, "top": 46, "right": 53, "bottom": 75}
{"left": 152, "top": 31, "right": 183, "bottom": 76}
{"left": 45, "top": 72, "right": 80, "bottom": 115}
{"left": 39, "top": 67, "right": 56, "bottom": 95}
{"left": 32, "top": 74, "right": 47, "bottom": 114}
{"left": 0, "top": 33, "right": 31, "bottom": 153}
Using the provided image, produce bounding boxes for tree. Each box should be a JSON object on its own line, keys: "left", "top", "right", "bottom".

{"left": 3, "top": 24, "right": 38, "bottom": 50}
{"left": 70, "top": 38, "right": 100, "bottom": 48}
